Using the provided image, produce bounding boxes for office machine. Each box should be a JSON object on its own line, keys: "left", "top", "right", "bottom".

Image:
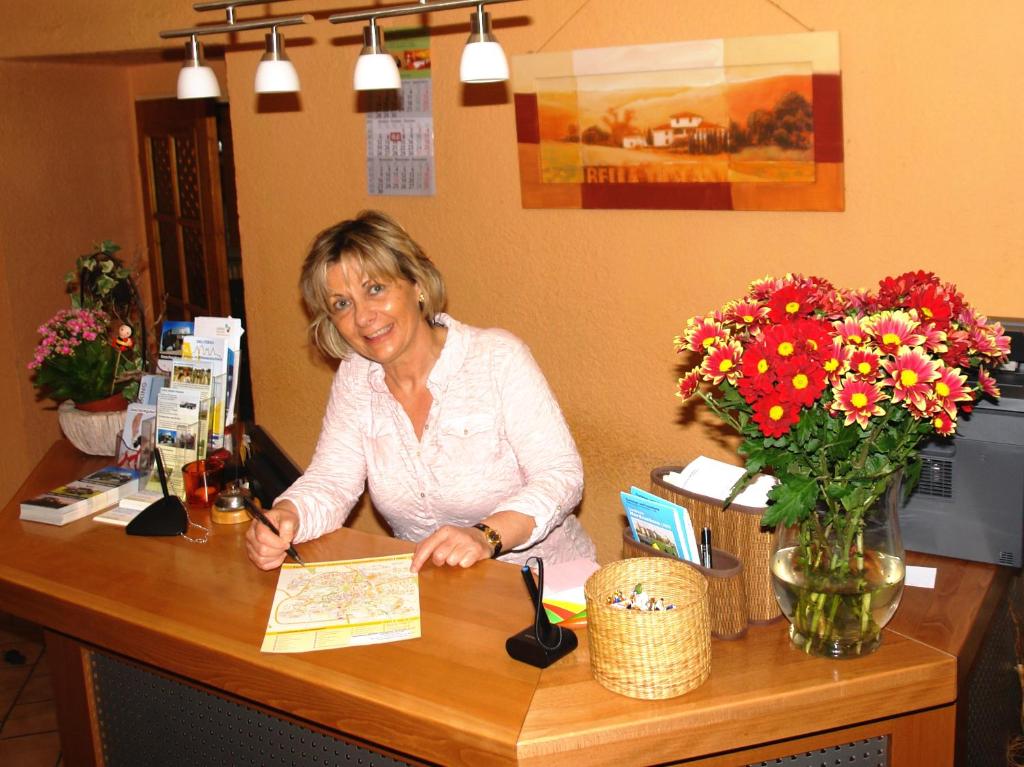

{"left": 899, "top": 319, "right": 1024, "bottom": 567}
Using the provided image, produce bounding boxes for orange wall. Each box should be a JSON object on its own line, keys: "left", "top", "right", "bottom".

{"left": 4, "top": 2, "right": 1023, "bottom": 562}
{"left": 0, "top": 59, "right": 146, "bottom": 504}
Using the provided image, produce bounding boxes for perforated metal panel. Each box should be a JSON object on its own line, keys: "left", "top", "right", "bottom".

{"left": 746, "top": 736, "right": 888, "bottom": 767}
{"left": 963, "top": 579, "right": 1021, "bottom": 766}
{"left": 90, "top": 652, "right": 411, "bottom": 767}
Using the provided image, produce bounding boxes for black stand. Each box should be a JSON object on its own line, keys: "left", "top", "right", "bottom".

{"left": 505, "top": 558, "right": 579, "bottom": 668}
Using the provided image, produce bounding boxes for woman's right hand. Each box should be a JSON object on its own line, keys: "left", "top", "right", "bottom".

{"left": 245, "top": 504, "right": 300, "bottom": 570}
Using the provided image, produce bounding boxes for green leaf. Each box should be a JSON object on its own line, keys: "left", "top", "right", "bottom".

{"left": 762, "top": 474, "right": 819, "bottom": 527}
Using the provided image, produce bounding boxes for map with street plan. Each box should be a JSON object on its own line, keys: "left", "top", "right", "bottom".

{"left": 261, "top": 554, "right": 421, "bottom": 653}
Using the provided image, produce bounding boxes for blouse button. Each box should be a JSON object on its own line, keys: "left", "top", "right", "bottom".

{"left": 463, "top": 428, "right": 468, "bottom": 435}
{"left": 420, "top": 492, "right": 425, "bottom": 499}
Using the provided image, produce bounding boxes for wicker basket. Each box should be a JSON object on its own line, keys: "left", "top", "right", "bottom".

{"left": 57, "top": 400, "right": 123, "bottom": 456}
{"left": 584, "top": 557, "right": 711, "bottom": 700}
{"left": 622, "top": 529, "right": 748, "bottom": 640}
{"left": 651, "top": 466, "right": 781, "bottom": 624}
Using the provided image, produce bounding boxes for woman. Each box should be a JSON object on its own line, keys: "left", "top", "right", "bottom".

{"left": 246, "top": 210, "right": 596, "bottom": 573}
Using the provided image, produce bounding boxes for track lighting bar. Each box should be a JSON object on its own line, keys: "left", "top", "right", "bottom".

{"left": 160, "top": 14, "right": 312, "bottom": 40}
{"left": 328, "top": 0, "right": 521, "bottom": 25}
{"left": 159, "top": 0, "right": 524, "bottom": 98}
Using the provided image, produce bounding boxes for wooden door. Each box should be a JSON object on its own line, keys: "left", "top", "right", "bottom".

{"left": 135, "top": 99, "right": 230, "bottom": 321}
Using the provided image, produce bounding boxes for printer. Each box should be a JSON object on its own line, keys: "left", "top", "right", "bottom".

{"left": 899, "top": 318, "right": 1024, "bottom": 567}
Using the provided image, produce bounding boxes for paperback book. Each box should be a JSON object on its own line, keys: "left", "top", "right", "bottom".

{"left": 20, "top": 466, "right": 141, "bottom": 526}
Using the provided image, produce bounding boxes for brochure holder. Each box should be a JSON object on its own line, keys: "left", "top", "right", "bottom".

{"left": 649, "top": 465, "right": 782, "bottom": 626}
{"left": 622, "top": 530, "right": 748, "bottom": 640}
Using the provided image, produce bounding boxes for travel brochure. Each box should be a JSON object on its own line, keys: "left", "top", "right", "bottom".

{"left": 621, "top": 486, "right": 699, "bottom": 564}
{"left": 20, "top": 466, "right": 141, "bottom": 526}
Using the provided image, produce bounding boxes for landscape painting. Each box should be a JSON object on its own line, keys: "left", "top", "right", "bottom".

{"left": 512, "top": 32, "right": 843, "bottom": 211}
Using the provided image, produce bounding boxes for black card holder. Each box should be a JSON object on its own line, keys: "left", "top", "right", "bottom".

{"left": 126, "top": 496, "right": 188, "bottom": 536}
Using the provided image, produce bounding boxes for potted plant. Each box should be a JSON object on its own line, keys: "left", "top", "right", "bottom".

{"left": 674, "top": 272, "right": 1010, "bottom": 658}
{"left": 28, "top": 241, "right": 147, "bottom": 454}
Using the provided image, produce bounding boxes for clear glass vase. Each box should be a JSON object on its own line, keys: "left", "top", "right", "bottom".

{"left": 770, "top": 472, "right": 906, "bottom": 658}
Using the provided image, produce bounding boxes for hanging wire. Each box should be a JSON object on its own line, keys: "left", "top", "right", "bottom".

{"left": 534, "top": 0, "right": 813, "bottom": 55}
{"left": 534, "top": 0, "right": 593, "bottom": 52}
{"left": 763, "top": 0, "right": 814, "bottom": 31}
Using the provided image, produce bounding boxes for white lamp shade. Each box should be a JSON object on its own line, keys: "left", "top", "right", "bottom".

{"left": 460, "top": 41, "right": 509, "bottom": 84}
{"left": 255, "top": 59, "right": 300, "bottom": 94}
{"left": 353, "top": 52, "right": 401, "bottom": 91}
{"left": 177, "top": 65, "right": 221, "bottom": 99}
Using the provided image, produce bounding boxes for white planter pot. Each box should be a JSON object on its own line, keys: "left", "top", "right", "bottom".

{"left": 57, "top": 400, "right": 125, "bottom": 456}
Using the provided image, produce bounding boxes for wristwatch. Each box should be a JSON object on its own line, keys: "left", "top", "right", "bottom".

{"left": 473, "top": 522, "right": 503, "bottom": 558}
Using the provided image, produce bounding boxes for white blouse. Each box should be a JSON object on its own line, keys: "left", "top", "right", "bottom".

{"left": 277, "top": 315, "right": 596, "bottom": 566}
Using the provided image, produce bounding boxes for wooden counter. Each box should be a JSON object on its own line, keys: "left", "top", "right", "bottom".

{"left": 0, "top": 441, "right": 1003, "bottom": 766}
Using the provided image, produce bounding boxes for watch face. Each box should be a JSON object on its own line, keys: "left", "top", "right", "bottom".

{"left": 475, "top": 523, "right": 501, "bottom": 556}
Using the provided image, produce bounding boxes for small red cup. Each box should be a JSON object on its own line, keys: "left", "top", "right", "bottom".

{"left": 182, "top": 458, "right": 224, "bottom": 509}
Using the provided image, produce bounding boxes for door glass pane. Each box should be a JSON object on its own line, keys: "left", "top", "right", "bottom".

{"left": 182, "top": 224, "right": 208, "bottom": 310}
{"left": 174, "top": 134, "right": 200, "bottom": 222}
{"left": 150, "top": 139, "right": 174, "bottom": 215}
{"left": 157, "top": 220, "right": 182, "bottom": 300}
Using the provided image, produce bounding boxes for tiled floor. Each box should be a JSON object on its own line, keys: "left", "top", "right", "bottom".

{"left": 0, "top": 614, "right": 61, "bottom": 767}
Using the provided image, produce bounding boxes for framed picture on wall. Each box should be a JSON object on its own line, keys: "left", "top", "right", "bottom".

{"left": 511, "top": 31, "right": 844, "bottom": 212}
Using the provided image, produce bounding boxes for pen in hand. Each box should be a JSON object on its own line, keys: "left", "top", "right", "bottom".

{"left": 244, "top": 498, "right": 306, "bottom": 567}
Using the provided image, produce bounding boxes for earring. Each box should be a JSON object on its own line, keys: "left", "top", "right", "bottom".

{"left": 418, "top": 292, "right": 425, "bottom": 303}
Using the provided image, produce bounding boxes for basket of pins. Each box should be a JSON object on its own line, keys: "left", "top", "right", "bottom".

{"left": 584, "top": 557, "right": 711, "bottom": 700}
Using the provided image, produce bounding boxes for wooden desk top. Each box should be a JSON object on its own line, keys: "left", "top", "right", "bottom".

{"left": 0, "top": 442, "right": 988, "bottom": 767}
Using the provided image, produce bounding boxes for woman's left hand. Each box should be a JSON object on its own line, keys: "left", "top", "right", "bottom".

{"left": 411, "top": 525, "right": 491, "bottom": 573}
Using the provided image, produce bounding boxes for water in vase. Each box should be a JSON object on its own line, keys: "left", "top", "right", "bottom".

{"left": 771, "top": 547, "right": 906, "bottom": 657}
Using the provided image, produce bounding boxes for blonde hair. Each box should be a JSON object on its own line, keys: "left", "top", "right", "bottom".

{"left": 299, "top": 210, "right": 446, "bottom": 359}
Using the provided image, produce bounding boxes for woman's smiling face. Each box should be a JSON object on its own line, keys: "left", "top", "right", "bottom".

{"left": 325, "top": 260, "right": 426, "bottom": 370}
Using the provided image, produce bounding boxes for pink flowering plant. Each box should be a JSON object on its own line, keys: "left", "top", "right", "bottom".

{"left": 674, "top": 271, "right": 1011, "bottom": 654}
{"left": 28, "top": 308, "right": 139, "bottom": 405}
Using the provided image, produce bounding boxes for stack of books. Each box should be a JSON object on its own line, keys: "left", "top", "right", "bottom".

{"left": 19, "top": 466, "right": 141, "bottom": 526}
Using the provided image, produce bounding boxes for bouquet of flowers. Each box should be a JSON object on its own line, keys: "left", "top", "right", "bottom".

{"left": 28, "top": 308, "right": 139, "bottom": 405}
{"left": 29, "top": 241, "right": 145, "bottom": 407}
{"left": 674, "top": 271, "right": 1011, "bottom": 655}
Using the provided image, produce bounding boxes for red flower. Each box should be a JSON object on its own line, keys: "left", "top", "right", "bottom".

{"left": 700, "top": 340, "right": 743, "bottom": 385}
{"left": 849, "top": 348, "right": 882, "bottom": 381}
{"left": 829, "top": 377, "right": 886, "bottom": 428}
{"left": 676, "top": 368, "right": 701, "bottom": 401}
{"left": 778, "top": 357, "right": 827, "bottom": 407}
{"left": 752, "top": 394, "right": 801, "bottom": 437}
{"left": 932, "top": 411, "right": 956, "bottom": 436}
{"left": 767, "top": 283, "right": 815, "bottom": 322}
{"left": 977, "top": 367, "right": 1001, "bottom": 399}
